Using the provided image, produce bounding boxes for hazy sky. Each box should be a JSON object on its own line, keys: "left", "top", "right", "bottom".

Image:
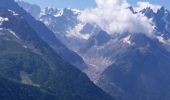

{"left": 21, "top": 0, "right": 170, "bottom": 9}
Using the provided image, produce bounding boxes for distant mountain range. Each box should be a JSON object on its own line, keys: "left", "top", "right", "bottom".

{"left": 0, "top": 0, "right": 114, "bottom": 100}
{"left": 17, "top": 1, "right": 170, "bottom": 100}
{"left": 0, "top": 0, "right": 167, "bottom": 100}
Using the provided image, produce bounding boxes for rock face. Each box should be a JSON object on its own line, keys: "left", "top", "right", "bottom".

{"left": 0, "top": 0, "right": 114, "bottom": 100}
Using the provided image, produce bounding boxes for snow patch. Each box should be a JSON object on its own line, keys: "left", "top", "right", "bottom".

{"left": 71, "top": 9, "right": 81, "bottom": 15}
{"left": 54, "top": 10, "right": 63, "bottom": 17}
{"left": 0, "top": 17, "right": 8, "bottom": 25}
{"left": 0, "top": 28, "right": 3, "bottom": 30}
{"left": 8, "top": 29, "right": 19, "bottom": 39}
{"left": 23, "top": 45, "right": 28, "bottom": 48}
{"left": 122, "top": 35, "right": 132, "bottom": 45}
{"left": 157, "top": 36, "right": 170, "bottom": 45}
{"left": 66, "top": 23, "right": 90, "bottom": 40}
{"left": 44, "top": 21, "right": 50, "bottom": 26}
{"left": 39, "top": 9, "right": 46, "bottom": 17}
{"left": 8, "top": 9, "right": 19, "bottom": 16}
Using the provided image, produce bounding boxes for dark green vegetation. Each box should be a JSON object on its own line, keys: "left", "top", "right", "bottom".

{"left": 0, "top": 77, "right": 58, "bottom": 100}
{"left": 0, "top": 0, "right": 114, "bottom": 100}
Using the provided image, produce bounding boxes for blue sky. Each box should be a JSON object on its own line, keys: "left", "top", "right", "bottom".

{"left": 21, "top": 0, "right": 96, "bottom": 8}
{"left": 21, "top": 0, "right": 170, "bottom": 10}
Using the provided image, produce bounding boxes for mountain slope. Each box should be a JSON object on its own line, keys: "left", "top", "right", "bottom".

{"left": 14, "top": 0, "right": 87, "bottom": 70}
{"left": 0, "top": 77, "right": 58, "bottom": 100}
{"left": 97, "top": 34, "right": 170, "bottom": 100}
{"left": 0, "top": 1, "right": 114, "bottom": 100}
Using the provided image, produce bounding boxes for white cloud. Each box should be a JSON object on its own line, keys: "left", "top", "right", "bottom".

{"left": 78, "top": 0, "right": 158, "bottom": 37}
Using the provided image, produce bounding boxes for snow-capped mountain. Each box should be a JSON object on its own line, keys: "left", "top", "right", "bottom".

{"left": 142, "top": 7, "right": 170, "bottom": 38}
{"left": 39, "top": 7, "right": 81, "bottom": 48}
{"left": 39, "top": 7, "right": 79, "bottom": 33}
{"left": 17, "top": 1, "right": 101, "bottom": 50}
{"left": 18, "top": 1, "right": 170, "bottom": 100}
